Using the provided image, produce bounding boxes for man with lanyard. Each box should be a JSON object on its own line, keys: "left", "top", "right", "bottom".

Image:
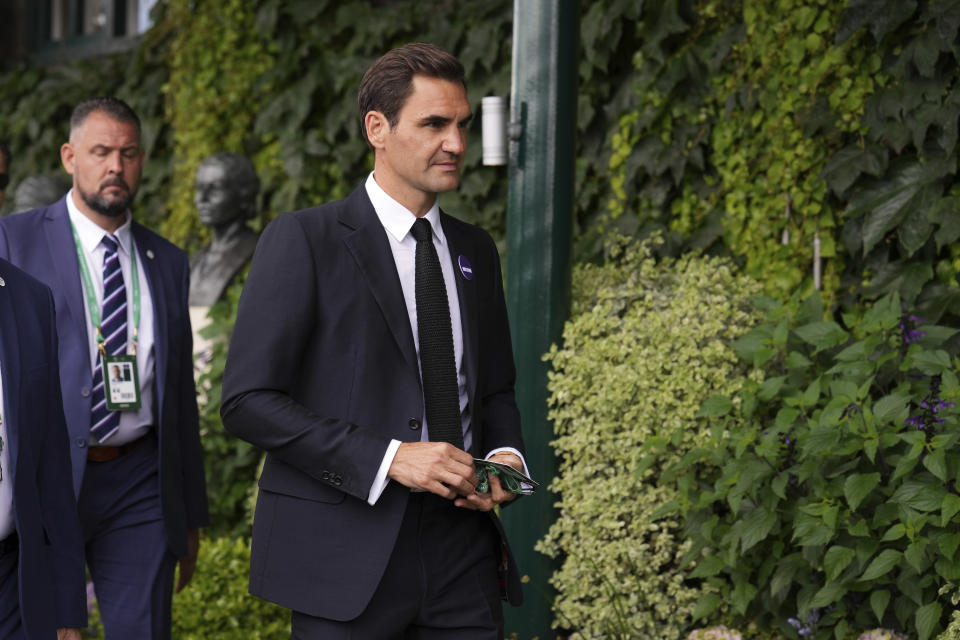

{"left": 0, "top": 97, "right": 208, "bottom": 639}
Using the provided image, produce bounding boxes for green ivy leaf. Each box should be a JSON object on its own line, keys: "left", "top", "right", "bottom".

{"left": 690, "top": 554, "right": 726, "bottom": 578}
{"left": 860, "top": 549, "right": 903, "bottom": 581}
{"left": 844, "top": 473, "right": 881, "bottom": 512}
{"left": 916, "top": 601, "right": 942, "bottom": 640}
{"left": 936, "top": 557, "right": 960, "bottom": 580}
{"left": 822, "top": 145, "right": 887, "bottom": 196}
{"left": 881, "top": 523, "right": 906, "bottom": 542}
{"left": 908, "top": 350, "right": 953, "bottom": 375}
{"left": 770, "top": 554, "right": 805, "bottom": 599}
{"left": 872, "top": 393, "right": 909, "bottom": 422}
{"left": 923, "top": 448, "right": 948, "bottom": 482}
{"left": 740, "top": 505, "right": 777, "bottom": 552}
{"left": 891, "top": 480, "right": 947, "bottom": 512}
{"left": 938, "top": 532, "right": 960, "bottom": 560}
{"left": 732, "top": 326, "right": 773, "bottom": 362}
{"left": 785, "top": 351, "right": 813, "bottom": 370}
{"left": 697, "top": 395, "right": 734, "bottom": 418}
{"left": 758, "top": 376, "right": 787, "bottom": 402}
{"left": 794, "top": 321, "right": 849, "bottom": 351}
{"left": 691, "top": 593, "right": 722, "bottom": 621}
{"left": 810, "top": 581, "right": 846, "bottom": 609}
{"left": 905, "top": 540, "right": 928, "bottom": 572}
{"left": 942, "top": 494, "right": 960, "bottom": 527}
{"left": 931, "top": 197, "right": 960, "bottom": 250}
{"left": 871, "top": 589, "right": 891, "bottom": 623}
{"left": 845, "top": 159, "right": 944, "bottom": 256}
{"left": 824, "top": 545, "right": 856, "bottom": 582}
{"left": 730, "top": 579, "right": 758, "bottom": 616}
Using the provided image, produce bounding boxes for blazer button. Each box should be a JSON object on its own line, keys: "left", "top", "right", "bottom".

{"left": 333, "top": 475, "right": 343, "bottom": 486}
{"left": 408, "top": 418, "right": 421, "bottom": 430}
{"left": 81, "top": 387, "right": 91, "bottom": 397}
{"left": 321, "top": 470, "right": 330, "bottom": 481}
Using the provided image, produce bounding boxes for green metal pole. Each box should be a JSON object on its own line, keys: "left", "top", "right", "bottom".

{"left": 503, "top": 1, "right": 577, "bottom": 638}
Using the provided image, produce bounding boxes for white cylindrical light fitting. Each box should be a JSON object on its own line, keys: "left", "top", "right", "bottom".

{"left": 481, "top": 96, "right": 508, "bottom": 166}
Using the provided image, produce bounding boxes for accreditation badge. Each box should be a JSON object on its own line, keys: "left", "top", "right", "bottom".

{"left": 103, "top": 354, "right": 142, "bottom": 411}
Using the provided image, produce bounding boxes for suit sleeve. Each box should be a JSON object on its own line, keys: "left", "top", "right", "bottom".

{"left": 220, "top": 214, "right": 390, "bottom": 502}
{"left": 177, "top": 259, "right": 209, "bottom": 529}
{"left": 37, "top": 286, "right": 88, "bottom": 628}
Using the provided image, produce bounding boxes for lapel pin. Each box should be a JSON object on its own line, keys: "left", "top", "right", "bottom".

{"left": 457, "top": 255, "right": 473, "bottom": 281}
{"left": 0, "top": 276, "right": 5, "bottom": 287}
{"left": 146, "top": 249, "right": 155, "bottom": 260}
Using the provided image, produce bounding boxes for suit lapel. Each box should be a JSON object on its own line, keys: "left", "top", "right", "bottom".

{"left": 132, "top": 225, "right": 166, "bottom": 412}
{"left": 45, "top": 200, "right": 90, "bottom": 368}
{"left": 0, "top": 268, "right": 22, "bottom": 477}
{"left": 341, "top": 188, "right": 419, "bottom": 373}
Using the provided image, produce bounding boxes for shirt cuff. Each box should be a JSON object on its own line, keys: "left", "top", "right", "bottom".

{"left": 367, "top": 439, "right": 402, "bottom": 506}
{"left": 485, "top": 447, "right": 533, "bottom": 482}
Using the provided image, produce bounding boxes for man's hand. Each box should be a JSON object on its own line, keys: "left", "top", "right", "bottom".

{"left": 454, "top": 451, "right": 523, "bottom": 512}
{"left": 387, "top": 442, "right": 477, "bottom": 499}
{"left": 175, "top": 528, "right": 200, "bottom": 593}
{"left": 57, "top": 629, "right": 82, "bottom": 640}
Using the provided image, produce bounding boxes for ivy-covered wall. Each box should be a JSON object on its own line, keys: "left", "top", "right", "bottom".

{"left": 3, "top": 0, "right": 960, "bottom": 637}
{"left": 600, "top": 0, "right": 960, "bottom": 322}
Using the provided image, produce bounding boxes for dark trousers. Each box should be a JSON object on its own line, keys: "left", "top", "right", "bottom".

{"left": 78, "top": 433, "right": 176, "bottom": 640}
{"left": 291, "top": 493, "right": 504, "bottom": 640}
{"left": 0, "top": 536, "right": 24, "bottom": 640}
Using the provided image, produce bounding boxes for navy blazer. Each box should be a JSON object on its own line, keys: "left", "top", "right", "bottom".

{"left": 221, "top": 185, "right": 525, "bottom": 620}
{"left": 0, "top": 198, "right": 209, "bottom": 557}
{"left": 0, "top": 258, "right": 87, "bottom": 638}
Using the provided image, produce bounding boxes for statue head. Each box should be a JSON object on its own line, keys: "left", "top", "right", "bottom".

{"left": 12, "top": 174, "right": 71, "bottom": 214}
{"left": 194, "top": 152, "right": 259, "bottom": 229}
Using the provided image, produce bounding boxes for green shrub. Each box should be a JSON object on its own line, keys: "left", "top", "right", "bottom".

{"left": 668, "top": 292, "right": 960, "bottom": 640}
{"left": 172, "top": 536, "right": 287, "bottom": 639}
{"left": 538, "top": 237, "right": 762, "bottom": 638}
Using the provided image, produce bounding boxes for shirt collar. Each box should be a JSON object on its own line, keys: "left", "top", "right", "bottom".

{"left": 65, "top": 188, "right": 133, "bottom": 257}
{"left": 364, "top": 173, "right": 445, "bottom": 247}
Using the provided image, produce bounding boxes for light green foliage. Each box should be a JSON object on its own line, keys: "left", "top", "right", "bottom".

{"left": 540, "top": 237, "right": 762, "bottom": 638}
{"left": 172, "top": 536, "right": 287, "bottom": 639}
{"left": 710, "top": 0, "right": 876, "bottom": 298}
{"left": 669, "top": 292, "right": 960, "bottom": 639}
{"left": 163, "top": 0, "right": 274, "bottom": 249}
{"left": 938, "top": 611, "right": 960, "bottom": 640}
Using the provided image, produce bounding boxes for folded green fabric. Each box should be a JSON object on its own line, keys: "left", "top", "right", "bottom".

{"left": 474, "top": 459, "right": 538, "bottom": 495}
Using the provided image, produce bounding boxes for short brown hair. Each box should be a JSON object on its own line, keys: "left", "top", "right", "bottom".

{"left": 357, "top": 42, "right": 465, "bottom": 145}
{"left": 69, "top": 97, "right": 141, "bottom": 140}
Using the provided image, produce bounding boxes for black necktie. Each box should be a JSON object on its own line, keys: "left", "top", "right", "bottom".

{"left": 410, "top": 218, "right": 464, "bottom": 449}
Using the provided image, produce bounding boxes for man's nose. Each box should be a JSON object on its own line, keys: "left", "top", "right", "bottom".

{"left": 107, "top": 151, "right": 124, "bottom": 174}
{"left": 442, "top": 127, "right": 466, "bottom": 155}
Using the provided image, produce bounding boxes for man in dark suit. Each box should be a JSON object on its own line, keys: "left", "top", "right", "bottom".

{"left": 0, "top": 258, "right": 87, "bottom": 639}
{"left": 221, "top": 43, "right": 530, "bottom": 638}
{"left": 0, "top": 97, "right": 208, "bottom": 639}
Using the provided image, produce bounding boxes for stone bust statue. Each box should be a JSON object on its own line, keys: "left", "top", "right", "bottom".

{"left": 188, "top": 152, "right": 260, "bottom": 307}
{"left": 11, "top": 173, "right": 70, "bottom": 214}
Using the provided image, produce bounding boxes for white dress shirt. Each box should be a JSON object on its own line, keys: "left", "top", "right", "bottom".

{"left": 67, "top": 190, "right": 156, "bottom": 446}
{"left": 0, "top": 365, "right": 14, "bottom": 540}
{"left": 363, "top": 173, "right": 529, "bottom": 504}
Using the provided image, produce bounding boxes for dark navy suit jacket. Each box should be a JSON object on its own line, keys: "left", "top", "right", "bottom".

{"left": 0, "top": 198, "right": 208, "bottom": 557}
{"left": 221, "top": 185, "right": 525, "bottom": 620}
{"left": 0, "top": 258, "right": 86, "bottom": 638}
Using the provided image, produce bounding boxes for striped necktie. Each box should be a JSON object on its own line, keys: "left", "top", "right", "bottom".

{"left": 90, "top": 234, "right": 127, "bottom": 443}
{"left": 410, "top": 218, "right": 464, "bottom": 450}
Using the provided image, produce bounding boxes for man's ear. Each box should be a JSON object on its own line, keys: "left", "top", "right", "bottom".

{"left": 364, "top": 111, "right": 389, "bottom": 149}
{"left": 60, "top": 142, "right": 76, "bottom": 176}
